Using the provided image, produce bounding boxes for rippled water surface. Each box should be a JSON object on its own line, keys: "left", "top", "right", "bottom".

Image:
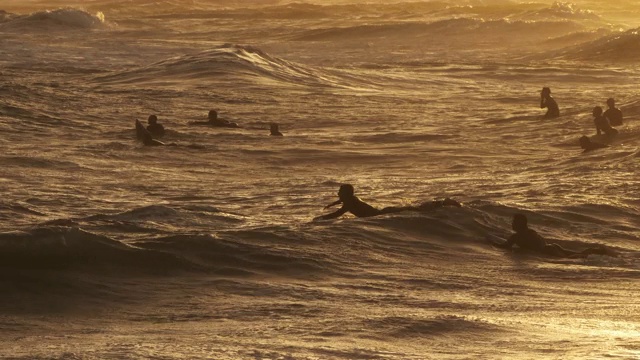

{"left": 1, "top": 1, "right": 639, "bottom": 359}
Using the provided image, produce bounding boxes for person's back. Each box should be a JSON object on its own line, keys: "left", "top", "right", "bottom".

{"left": 540, "top": 87, "right": 560, "bottom": 119}
{"left": 603, "top": 98, "right": 623, "bottom": 126}
{"left": 341, "top": 195, "right": 381, "bottom": 218}
{"left": 146, "top": 115, "right": 165, "bottom": 137}
{"left": 508, "top": 228, "right": 546, "bottom": 252}
{"left": 270, "top": 123, "right": 283, "bottom": 136}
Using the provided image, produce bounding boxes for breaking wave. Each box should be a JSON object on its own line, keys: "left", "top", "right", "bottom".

{"left": 0, "top": 8, "right": 106, "bottom": 31}
{"left": 95, "top": 44, "right": 377, "bottom": 89}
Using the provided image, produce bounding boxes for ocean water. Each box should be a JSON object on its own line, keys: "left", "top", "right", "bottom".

{"left": 1, "top": 1, "right": 639, "bottom": 359}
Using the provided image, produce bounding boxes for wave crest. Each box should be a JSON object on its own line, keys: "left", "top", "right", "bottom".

{"left": 552, "top": 27, "right": 640, "bottom": 62}
{"left": 0, "top": 8, "right": 106, "bottom": 31}
{"left": 95, "top": 44, "right": 372, "bottom": 89}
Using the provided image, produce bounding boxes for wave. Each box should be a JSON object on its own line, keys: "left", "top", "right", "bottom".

{"left": 366, "top": 315, "right": 503, "bottom": 339}
{"left": 2, "top": 201, "right": 637, "bottom": 281}
{"left": 0, "top": 8, "right": 106, "bottom": 31}
{"left": 195, "top": 1, "right": 602, "bottom": 23}
{"left": 0, "top": 227, "right": 196, "bottom": 272}
{"left": 94, "top": 44, "right": 376, "bottom": 90}
{"left": 292, "top": 17, "right": 588, "bottom": 45}
{"left": 551, "top": 27, "right": 640, "bottom": 62}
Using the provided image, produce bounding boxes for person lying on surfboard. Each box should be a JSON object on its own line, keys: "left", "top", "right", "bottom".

{"left": 189, "top": 110, "right": 240, "bottom": 128}
{"left": 314, "top": 184, "right": 461, "bottom": 221}
{"left": 490, "top": 213, "right": 610, "bottom": 258}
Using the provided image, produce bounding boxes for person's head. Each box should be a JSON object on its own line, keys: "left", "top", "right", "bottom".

{"left": 607, "top": 98, "right": 615, "bottom": 108}
{"left": 593, "top": 106, "right": 603, "bottom": 117}
{"left": 512, "top": 213, "right": 528, "bottom": 232}
{"left": 208, "top": 110, "right": 218, "bottom": 121}
{"left": 338, "top": 184, "right": 355, "bottom": 200}
{"left": 148, "top": 114, "right": 158, "bottom": 125}
{"left": 579, "top": 135, "right": 591, "bottom": 149}
{"left": 541, "top": 87, "right": 551, "bottom": 97}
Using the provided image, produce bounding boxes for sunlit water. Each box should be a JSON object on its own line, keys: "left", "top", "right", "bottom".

{"left": 1, "top": 1, "right": 639, "bottom": 359}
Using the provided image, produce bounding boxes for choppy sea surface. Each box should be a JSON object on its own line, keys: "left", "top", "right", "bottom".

{"left": 1, "top": 1, "right": 639, "bottom": 359}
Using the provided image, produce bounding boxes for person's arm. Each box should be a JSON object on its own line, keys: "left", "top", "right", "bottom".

{"left": 314, "top": 206, "right": 348, "bottom": 221}
{"left": 324, "top": 200, "right": 342, "bottom": 209}
{"left": 492, "top": 234, "right": 516, "bottom": 249}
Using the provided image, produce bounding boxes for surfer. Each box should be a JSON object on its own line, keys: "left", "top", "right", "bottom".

{"left": 270, "top": 123, "right": 283, "bottom": 136}
{"left": 603, "top": 98, "right": 623, "bottom": 127}
{"left": 540, "top": 87, "right": 560, "bottom": 119}
{"left": 146, "top": 115, "right": 165, "bottom": 137}
{"left": 491, "top": 214, "right": 609, "bottom": 258}
{"left": 189, "top": 110, "right": 240, "bottom": 128}
{"left": 135, "top": 119, "right": 173, "bottom": 146}
{"left": 314, "top": 184, "right": 461, "bottom": 221}
{"left": 593, "top": 106, "right": 618, "bottom": 138}
{"left": 579, "top": 135, "right": 607, "bottom": 152}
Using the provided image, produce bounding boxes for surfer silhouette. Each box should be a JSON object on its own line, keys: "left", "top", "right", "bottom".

{"left": 270, "top": 123, "right": 283, "bottom": 136}
{"left": 593, "top": 106, "right": 618, "bottom": 138}
{"left": 540, "top": 87, "right": 559, "bottom": 119}
{"left": 135, "top": 119, "right": 174, "bottom": 146}
{"left": 579, "top": 136, "right": 607, "bottom": 152}
{"left": 146, "top": 115, "right": 165, "bottom": 137}
{"left": 603, "top": 98, "right": 623, "bottom": 127}
{"left": 190, "top": 110, "right": 240, "bottom": 128}
{"left": 491, "top": 214, "right": 610, "bottom": 258}
{"left": 314, "top": 184, "right": 461, "bottom": 221}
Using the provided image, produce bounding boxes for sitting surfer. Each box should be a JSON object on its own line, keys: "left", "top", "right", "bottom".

{"left": 603, "top": 98, "right": 623, "bottom": 127}
{"left": 270, "top": 123, "right": 283, "bottom": 136}
{"left": 146, "top": 115, "right": 165, "bottom": 137}
{"left": 540, "top": 87, "right": 560, "bottom": 119}
{"left": 314, "top": 184, "right": 461, "bottom": 221}
{"left": 135, "top": 119, "right": 172, "bottom": 146}
{"left": 579, "top": 136, "right": 607, "bottom": 152}
{"left": 491, "top": 214, "right": 609, "bottom": 258}
{"left": 190, "top": 110, "right": 240, "bottom": 128}
{"left": 593, "top": 106, "right": 618, "bottom": 138}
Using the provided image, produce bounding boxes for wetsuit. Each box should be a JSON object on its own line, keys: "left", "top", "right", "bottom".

{"left": 594, "top": 115, "right": 618, "bottom": 137}
{"left": 604, "top": 107, "right": 623, "bottom": 127}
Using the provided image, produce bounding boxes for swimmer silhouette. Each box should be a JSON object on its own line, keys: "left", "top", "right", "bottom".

{"left": 314, "top": 184, "right": 461, "bottom": 221}
{"left": 593, "top": 106, "right": 618, "bottom": 138}
{"left": 540, "top": 87, "right": 560, "bottom": 119}
{"left": 579, "top": 135, "right": 607, "bottom": 152}
{"left": 603, "top": 98, "right": 623, "bottom": 127}
{"left": 146, "top": 115, "right": 165, "bottom": 137}
{"left": 190, "top": 110, "right": 240, "bottom": 128}
{"left": 490, "top": 214, "right": 610, "bottom": 258}
{"left": 270, "top": 123, "right": 283, "bottom": 136}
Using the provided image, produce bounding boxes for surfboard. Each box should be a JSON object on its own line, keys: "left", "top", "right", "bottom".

{"left": 589, "top": 132, "right": 616, "bottom": 145}
{"left": 135, "top": 119, "right": 151, "bottom": 140}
